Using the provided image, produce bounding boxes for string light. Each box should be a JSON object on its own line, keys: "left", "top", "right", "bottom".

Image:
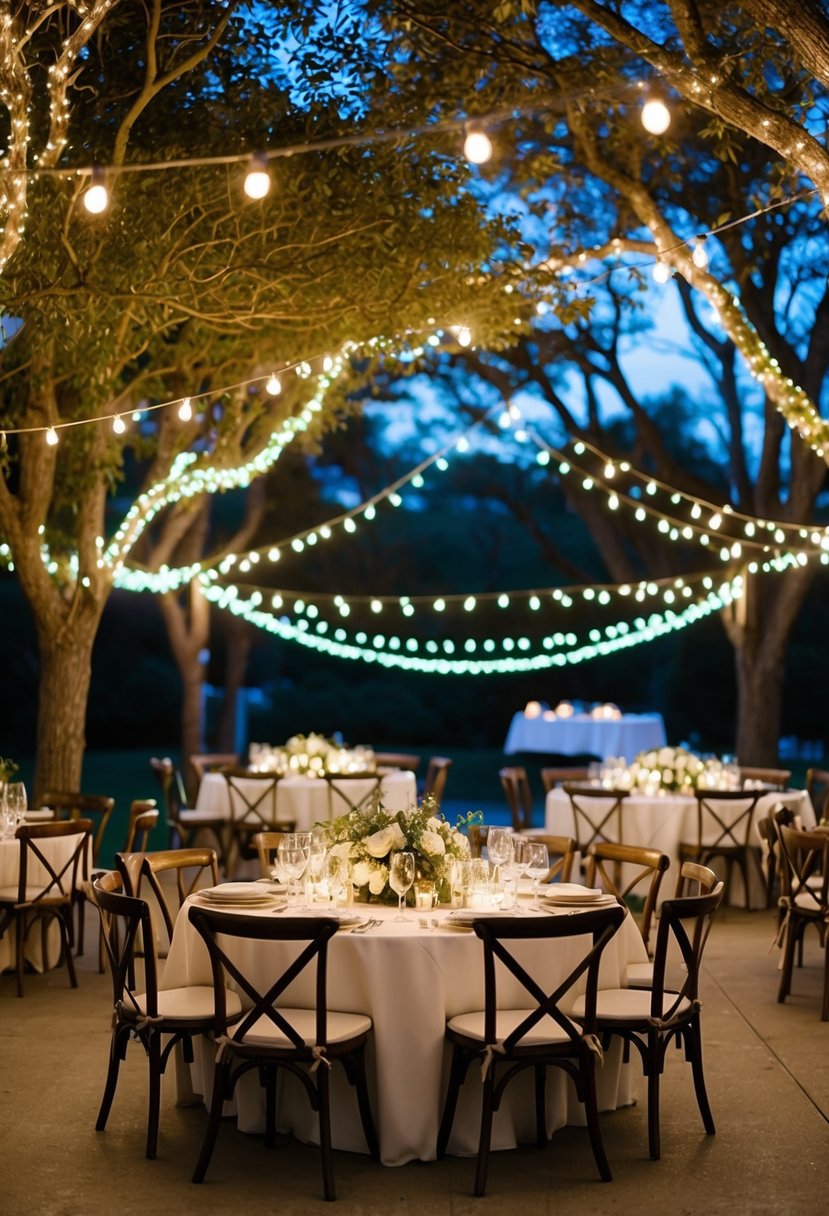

{"left": 641, "top": 96, "right": 672, "bottom": 135}
{"left": 691, "top": 235, "right": 709, "bottom": 268}
{"left": 177, "top": 397, "right": 192, "bottom": 422}
{"left": 265, "top": 373, "right": 282, "bottom": 395}
{"left": 243, "top": 152, "right": 271, "bottom": 200}
{"left": 45, "top": 427, "right": 58, "bottom": 447}
{"left": 652, "top": 260, "right": 671, "bottom": 283}
{"left": 463, "top": 127, "right": 493, "bottom": 165}
{"left": 112, "top": 415, "right": 126, "bottom": 435}
{"left": 83, "top": 166, "right": 109, "bottom": 214}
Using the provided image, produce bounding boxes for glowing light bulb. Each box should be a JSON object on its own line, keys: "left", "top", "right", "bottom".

{"left": 692, "top": 237, "right": 709, "bottom": 268}
{"left": 45, "top": 426, "right": 59, "bottom": 446}
{"left": 83, "top": 166, "right": 108, "bottom": 214}
{"left": 265, "top": 373, "right": 282, "bottom": 395}
{"left": 456, "top": 326, "right": 472, "bottom": 347}
{"left": 653, "top": 260, "right": 670, "bottom": 283}
{"left": 178, "top": 397, "right": 192, "bottom": 422}
{"left": 112, "top": 415, "right": 126, "bottom": 434}
{"left": 243, "top": 152, "right": 270, "bottom": 200}
{"left": 463, "top": 128, "right": 492, "bottom": 164}
{"left": 641, "top": 97, "right": 671, "bottom": 135}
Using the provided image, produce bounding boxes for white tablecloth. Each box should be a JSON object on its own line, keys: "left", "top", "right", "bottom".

{"left": 0, "top": 832, "right": 84, "bottom": 974}
{"left": 162, "top": 899, "right": 647, "bottom": 1166}
{"left": 196, "top": 770, "right": 417, "bottom": 833}
{"left": 505, "top": 712, "right": 667, "bottom": 761}
{"left": 545, "top": 786, "right": 814, "bottom": 904}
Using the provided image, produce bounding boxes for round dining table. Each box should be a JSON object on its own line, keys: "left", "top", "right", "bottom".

{"left": 161, "top": 896, "right": 647, "bottom": 1166}
{"left": 195, "top": 769, "right": 417, "bottom": 833}
{"left": 0, "top": 827, "right": 87, "bottom": 975}
{"left": 505, "top": 711, "right": 667, "bottom": 762}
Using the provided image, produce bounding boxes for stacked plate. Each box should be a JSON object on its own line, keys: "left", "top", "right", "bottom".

{"left": 541, "top": 883, "right": 618, "bottom": 908}
{"left": 196, "top": 882, "right": 283, "bottom": 908}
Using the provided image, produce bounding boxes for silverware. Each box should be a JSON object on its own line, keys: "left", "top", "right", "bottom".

{"left": 352, "top": 917, "right": 379, "bottom": 934}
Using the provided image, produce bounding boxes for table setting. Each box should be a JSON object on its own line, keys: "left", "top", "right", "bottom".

{"left": 504, "top": 701, "right": 667, "bottom": 762}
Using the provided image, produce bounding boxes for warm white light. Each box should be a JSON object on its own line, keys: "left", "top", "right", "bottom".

{"left": 265, "top": 373, "right": 282, "bottom": 395}
{"left": 178, "top": 397, "right": 192, "bottom": 421}
{"left": 653, "top": 260, "right": 671, "bottom": 283}
{"left": 692, "top": 237, "right": 709, "bottom": 268}
{"left": 463, "top": 128, "right": 492, "bottom": 164}
{"left": 244, "top": 153, "right": 270, "bottom": 200}
{"left": 112, "top": 415, "right": 126, "bottom": 434}
{"left": 83, "top": 167, "right": 109, "bottom": 214}
{"left": 456, "top": 326, "right": 472, "bottom": 347}
{"left": 641, "top": 97, "right": 671, "bottom": 135}
{"left": 45, "top": 426, "right": 59, "bottom": 446}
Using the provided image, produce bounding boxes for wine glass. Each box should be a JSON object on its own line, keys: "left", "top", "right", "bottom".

{"left": 5, "top": 782, "right": 27, "bottom": 830}
{"left": 388, "top": 851, "right": 415, "bottom": 919}
{"left": 486, "top": 827, "right": 513, "bottom": 882}
{"left": 306, "top": 839, "right": 329, "bottom": 901}
{"left": 524, "top": 841, "right": 551, "bottom": 901}
{"left": 277, "top": 841, "right": 308, "bottom": 907}
{"left": 0, "top": 786, "right": 14, "bottom": 839}
{"left": 326, "top": 854, "right": 350, "bottom": 907}
{"left": 503, "top": 836, "right": 528, "bottom": 911}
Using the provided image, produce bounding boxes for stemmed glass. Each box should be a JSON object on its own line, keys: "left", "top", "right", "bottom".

{"left": 306, "top": 838, "right": 329, "bottom": 902}
{"left": 5, "top": 782, "right": 27, "bottom": 832}
{"left": 486, "top": 828, "right": 513, "bottom": 886}
{"left": 389, "top": 851, "right": 415, "bottom": 920}
{"left": 524, "top": 841, "right": 551, "bottom": 901}
{"left": 503, "top": 836, "right": 528, "bottom": 912}
{"left": 277, "top": 839, "right": 308, "bottom": 908}
{"left": 326, "top": 855, "right": 350, "bottom": 907}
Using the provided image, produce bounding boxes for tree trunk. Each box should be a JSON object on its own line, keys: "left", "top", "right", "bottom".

{"left": 217, "top": 616, "right": 253, "bottom": 755}
{"left": 33, "top": 611, "right": 100, "bottom": 800}
{"left": 158, "top": 581, "right": 210, "bottom": 802}
{"left": 733, "top": 647, "right": 785, "bottom": 766}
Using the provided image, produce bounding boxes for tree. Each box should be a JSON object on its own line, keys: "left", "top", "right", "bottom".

{"left": 0, "top": 0, "right": 530, "bottom": 795}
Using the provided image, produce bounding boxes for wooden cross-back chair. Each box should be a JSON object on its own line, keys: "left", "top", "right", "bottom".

{"left": 679, "top": 788, "right": 765, "bottom": 909}
{"left": 776, "top": 824, "right": 829, "bottom": 1020}
{"left": 584, "top": 841, "right": 670, "bottom": 957}
{"left": 221, "top": 769, "right": 295, "bottom": 876}
{"left": 498, "top": 765, "right": 534, "bottom": 832}
{"left": 374, "top": 752, "right": 421, "bottom": 773}
{"left": 149, "top": 756, "right": 227, "bottom": 866}
{"left": 540, "top": 766, "right": 591, "bottom": 793}
{"left": 122, "top": 800, "right": 160, "bottom": 855}
{"left": 324, "top": 771, "right": 384, "bottom": 818}
{"left": 190, "top": 753, "right": 238, "bottom": 785}
{"left": 121, "top": 847, "right": 220, "bottom": 959}
{"left": 523, "top": 833, "right": 577, "bottom": 884}
{"left": 423, "top": 756, "right": 452, "bottom": 804}
{"left": 0, "top": 818, "right": 92, "bottom": 997}
{"left": 436, "top": 903, "right": 626, "bottom": 1196}
{"left": 806, "top": 767, "right": 829, "bottom": 822}
{"left": 92, "top": 870, "right": 242, "bottom": 1159}
{"left": 187, "top": 906, "right": 378, "bottom": 1199}
{"left": 562, "top": 784, "right": 628, "bottom": 868}
{"left": 252, "top": 830, "right": 294, "bottom": 879}
{"left": 739, "top": 766, "right": 791, "bottom": 790}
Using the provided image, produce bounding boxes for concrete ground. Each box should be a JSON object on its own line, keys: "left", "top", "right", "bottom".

{"left": 1, "top": 905, "right": 827, "bottom": 1216}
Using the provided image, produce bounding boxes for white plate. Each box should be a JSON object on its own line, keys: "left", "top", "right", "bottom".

{"left": 199, "top": 883, "right": 280, "bottom": 905}
{"left": 447, "top": 908, "right": 508, "bottom": 924}
{"left": 542, "top": 891, "right": 618, "bottom": 907}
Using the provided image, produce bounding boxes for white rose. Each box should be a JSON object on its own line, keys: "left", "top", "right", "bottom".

{"left": 451, "top": 830, "right": 471, "bottom": 856}
{"left": 642, "top": 750, "right": 657, "bottom": 768}
{"left": 351, "top": 860, "right": 373, "bottom": 887}
{"left": 426, "top": 816, "right": 442, "bottom": 833}
{"left": 387, "top": 822, "right": 407, "bottom": 850}
{"left": 368, "top": 866, "right": 388, "bottom": 896}
{"left": 363, "top": 826, "right": 395, "bottom": 858}
{"left": 658, "top": 747, "right": 673, "bottom": 766}
{"left": 675, "top": 752, "right": 687, "bottom": 769}
{"left": 329, "top": 841, "right": 354, "bottom": 861}
{"left": 662, "top": 768, "right": 674, "bottom": 785}
{"left": 420, "top": 830, "right": 446, "bottom": 856}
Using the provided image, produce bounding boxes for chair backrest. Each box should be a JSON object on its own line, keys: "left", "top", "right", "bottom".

{"left": 149, "top": 756, "right": 188, "bottom": 820}
{"left": 325, "top": 772, "right": 384, "bottom": 817}
{"left": 584, "top": 841, "right": 670, "bottom": 956}
{"left": 649, "top": 882, "right": 724, "bottom": 1023}
{"left": 466, "top": 824, "right": 489, "bottom": 859}
{"left": 374, "top": 752, "right": 421, "bottom": 773}
{"left": 739, "top": 766, "right": 791, "bottom": 790}
{"left": 93, "top": 871, "right": 161, "bottom": 1019}
{"left": 135, "top": 848, "right": 219, "bottom": 952}
{"left": 40, "top": 791, "right": 114, "bottom": 866}
{"left": 424, "top": 757, "right": 452, "bottom": 804}
{"left": 674, "top": 860, "right": 719, "bottom": 898}
{"left": 499, "top": 766, "right": 533, "bottom": 832}
{"left": 122, "top": 800, "right": 159, "bottom": 854}
{"left": 523, "top": 833, "right": 577, "bottom": 883}
{"left": 805, "top": 767, "right": 829, "bottom": 821}
{"left": 16, "top": 819, "right": 93, "bottom": 904}
{"left": 252, "top": 830, "right": 292, "bottom": 878}
{"left": 777, "top": 825, "right": 829, "bottom": 912}
{"left": 562, "top": 784, "right": 627, "bottom": 853}
{"left": 691, "top": 789, "right": 763, "bottom": 851}
{"left": 188, "top": 906, "right": 340, "bottom": 1050}
{"left": 473, "top": 904, "right": 626, "bottom": 1051}
{"left": 540, "top": 767, "right": 591, "bottom": 793}
{"left": 222, "top": 768, "right": 283, "bottom": 829}
{"left": 190, "top": 753, "right": 238, "bottom": 783}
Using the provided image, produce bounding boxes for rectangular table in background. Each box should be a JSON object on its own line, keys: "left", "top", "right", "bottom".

{"left": 505, "top": 712, "right": 667, "bottom": 762}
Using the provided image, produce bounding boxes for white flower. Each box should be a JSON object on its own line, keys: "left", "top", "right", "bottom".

{"left": 451, "top": 830, "right": 471, "bottom": 856}
{"left": 351, "top": 860, "right": 373, "bottom": 887}
{"left": 658, "top": 746, "right": 674, "bottom": 766}
{"left": 642, "top": 750, "right": 657, "bottom": 768}
{"left": 661, "top": 768, "right": 674, "bottom": 785}
{"left": 420, "top": 830, "right": 446, "bottom": 856}
{"left": 426, "top": 816, "right": 442, "bottom": 833}
{"left": 329, "top": 841, "right": 354, "bottom": 862}
{"left": 368, "top": 866, "right": 388, "bottom": 896}
{"left": 363, "top": 826, "right": 396, "bottom": 858}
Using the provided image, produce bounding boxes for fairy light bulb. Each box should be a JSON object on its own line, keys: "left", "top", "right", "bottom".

{"left": 463, "top": 127, "right": 492, "bottom": 165}
{"left": 178, "top": 397, "right": 192, "bottom": 422}
{"left": 265, "top": 373, "right": 282, "bottom": 395}
{"left": 112, "top": 415, "right": 126, "bottom": 434}
{"left": 641, "top": 97, "right": 671, "bottom": 135}
{"left": 83, "top": 166, "right": 109, "bottom": 214}
{"left": 692, "top": 236, "right": 709, "bottom": 268}
{"left": 45, "top": 427, "right": 59, "bottom": 446}
{"left": 456, "top": 326, "right": 472, "bottom": 347}
{"left": 243, "top": 152, "right": 270, "bottom": 200}
{"left": 653, "top": 260, "right": 670, "bottom": 283}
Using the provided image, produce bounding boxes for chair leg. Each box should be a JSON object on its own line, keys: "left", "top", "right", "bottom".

{"left": 264, "top": 1066, "right": 277, "bottom": 1148}
{"left": 317, "top": 1061, "right": 336, "bottom": 1201}
{"left": 15, "top": 912, "right": 25, "bottom": 998}
{"left": 146, "top": 1033, "right": 162, "bottom": 1159}
{"left": 646, "top": 1033, "right": 662, "bottom": 1160}
{"left": 60, "top": 910, "right": 78, "bottom": 989}
{"left": 436, "top": 1046, "right": 466, "bottom": 1159}
{"left": 534, "top": 1063, "right": 547, "bottom": 1147}
{"left": 687, "top": 1021, "right": 715, "bottom": 1135}
{"left": 473, "top": 1069, "right": 495, "bottom": 1197}
{"left": 193, "top": 1060, "right": 231, "bottom": 1183}
{"left": 96, "top": 1029, "right": 125, "bottom": 1131}
{"left": 582, "top": 1054, "right": 612, "bottom": 1181}
{"left": 76, "top": 895, "right": 86, "bottom": 957}
{"left": 351, "top": 1046, "right": 379, "bottom": 1160}
{"left": 822, "top": 939, "right": 829, "bottom": 1022}
{"left": 778, "top": 916, "right": 798, "bottom": 1003}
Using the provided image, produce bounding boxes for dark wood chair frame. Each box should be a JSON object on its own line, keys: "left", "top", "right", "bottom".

{"left": 584, "top": 842, "right": 670, "bottom": 958}
{"left": 586, "top": 881, "right": 724, "bottom": 1160}
{"left": 423, "top": 756, "right": 452, "bottom": 804}
{"left": 374, "top": 751, "right": 421, "bottom": 773}
{"left": 562, "top": 784, "right": 628, "bottom": 868}
{"left": 187, "top": 906, "right": 379, "bottom": 1199}
{"left": 540, "top": 766, "right": 591, "bottom": 793}
{"left": 436, "top": 903, "right": 626, "bottom": 1196}
{"left": 679, "top": 788, "right": 764, "bottom": 909}
{"left": 776, "top": 824, "right": 829, "bottom": 1020}
{"left": 123, "top": 800, "right": 160, "bottom": 855}
{"left": 130, "top": 848, "right": 220, "bottom": 955}
{"left": 222, "top": 768, "right": 294, "bottom": 875}
{"left": 252, "top": 830, "right": 293, "bottom": 879}
{"left": 738, "top": 766, "right": 791, "bottom": 790}
{"left": 498, "top": 765, "right": 534, "bottom": 832}
{"left": 92, "top": 871, "right": 221, "bottom": 1159}
{"left": 41, "top": 791, "right": 115, "bottom": 955}
{"left": 324, "top": 771, "right": 384, "bottom": 817}
{"left": 523, "top": 833, "right": 577, "bottom": 884}
{"left": 805, "top": 767, "right": 829, "bottom": 822}
{"left": 0, "top": 818, "right": 92, "bottom": 997}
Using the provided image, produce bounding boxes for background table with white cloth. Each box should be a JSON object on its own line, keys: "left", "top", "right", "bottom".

{"left": 162, "top": 900, "right": 647, "bottom": 1166}
{"left": 195, "top": 769, "right": 417, "bottom": 833}
{"left": 0, "top": 831, "right": 86, "bottom": 974}
{"left": 505, "top": 712, "right": 667, "bottom": 761}
{"left": 545, "top": 785, "right": 814, "bottom": 903}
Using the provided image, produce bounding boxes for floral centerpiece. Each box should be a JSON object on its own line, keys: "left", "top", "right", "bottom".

{"left": 318, "top": 795, "right": 473, "bottom": 904}
{"left": 249, "top": 733, "right": 375, "bottom": 777}
{"left": 629, "top": 745, "right": 707, "bottom": 794}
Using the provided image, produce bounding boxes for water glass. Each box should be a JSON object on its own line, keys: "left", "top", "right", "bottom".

{"left": 389, "top": 851, "right": 415, "bottom": 919}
